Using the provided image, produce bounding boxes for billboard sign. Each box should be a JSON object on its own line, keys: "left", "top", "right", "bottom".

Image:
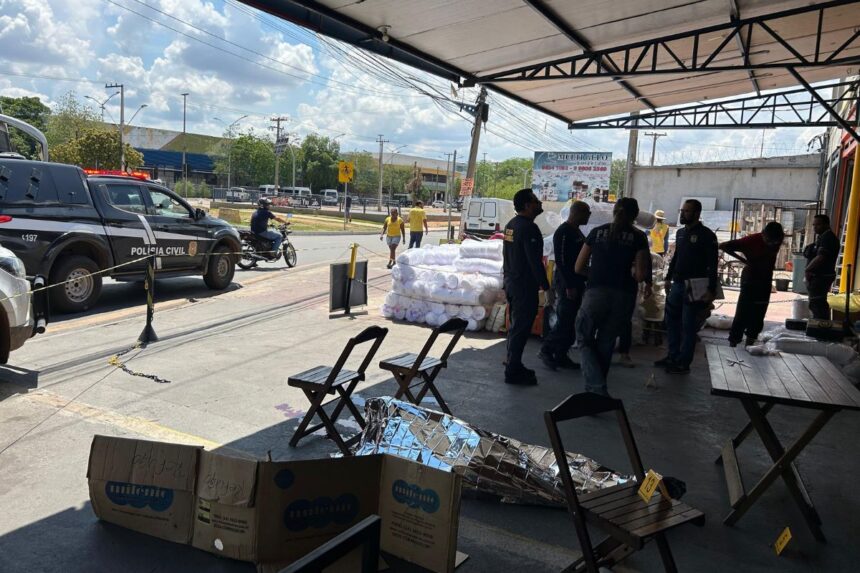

{"left": 532, "top": 151, "right": 612, "bottom": 202}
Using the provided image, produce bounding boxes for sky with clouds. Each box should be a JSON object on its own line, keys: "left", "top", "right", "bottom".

{"left": 0, "top": 0, "right": 831, "bottom": 164}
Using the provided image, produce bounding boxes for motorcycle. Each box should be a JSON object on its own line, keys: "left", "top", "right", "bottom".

{"left": 237, "top": 223, "right": 297, "bottom": 269}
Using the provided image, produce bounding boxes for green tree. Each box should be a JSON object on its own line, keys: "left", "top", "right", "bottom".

{"left": 609, "top": 158, "right": 627, "bottom": 197}
{"left": 46, "top": 92, "right": 102, "bottom": 151}
{"left": 215, "top": 131, "right": 276, "bottom": 187}
{"left": 173, "top": 180, "right": 196, "bottom": 197}
{"left": 194, "top": 182, "right": 212, "bottom": 198}
{"left": 300, "top": 134, "right": 340, "bottom": 192}
{"left": 480, "top": 157, "right": 533, "bottom": 200}
{"left": 349, "top": 151, "right": 379, "bottom": 197}
{"left": 51, "top": 128, "right": 143, "bottom": 169}
{"left": 384, "top": 165, "right": 413, "bottom": 197}
{"left": 0, "top": 95, "right": 51, "bottom": 158}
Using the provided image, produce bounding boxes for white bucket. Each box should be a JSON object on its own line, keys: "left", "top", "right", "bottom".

{"left": 792, "top": 298, "right": 811, "bottom": 320}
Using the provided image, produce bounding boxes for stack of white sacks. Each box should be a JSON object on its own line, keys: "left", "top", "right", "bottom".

{"left": 380, "top": 239, "right": 505, "bottom": 331}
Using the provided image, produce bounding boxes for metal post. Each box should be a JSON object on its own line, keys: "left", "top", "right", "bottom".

{"left": 181, "top": 92, "right": 189, "bottom": 195}
{"left": 645, "top": 132, "right": 666, "bottom": 167}
{"left": 106, "top": 83, "right": 125, "bottom": 169}
{"left": 344, "top": 242, "right": 358, "bottom": 316}
{"left": 377, "top": 135, "right": 387, "bottom": 211}
{"left": 448, "top": 149, "right": 457, "bottom": 241}
{"left": 138, "top": 254, "right": 158, "bottom": 345}
{"left": 837, "top": 90, "right": 860, "bottom": 293}
{"left": 119, "top": 86, "right": 125, "bottom": 170}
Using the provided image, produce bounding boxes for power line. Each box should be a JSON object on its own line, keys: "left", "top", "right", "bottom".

{"left": 104, "top": 0, "right": 425, "bottom": 101}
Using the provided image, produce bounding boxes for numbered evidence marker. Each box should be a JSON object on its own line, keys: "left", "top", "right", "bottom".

{"left": 638, "top": 469, "right": 671, "bottom": 503}
{"left": 774, "top": 527, "right": 792, "bottom": 556}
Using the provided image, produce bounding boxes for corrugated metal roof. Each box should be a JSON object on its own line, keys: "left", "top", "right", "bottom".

{"left": 137, "top": 148, "right": 215, "bottom": 172}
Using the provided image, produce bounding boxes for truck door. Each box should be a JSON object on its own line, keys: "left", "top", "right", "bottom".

{"left": 481, "top": 200, "right": 498, "bottom": 232}
{"left": 465, "top": 199, "right": 483, "bottom": 232}
{"left": 143, "top": 186, "right": 209, "bottom": 270}
{"left": 94, "top": 181, "right": 154, "bottom": 275}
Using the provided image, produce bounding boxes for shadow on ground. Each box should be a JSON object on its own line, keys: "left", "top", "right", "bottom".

{"left": 2, "top": 325, "right": 859, "bottom": 572}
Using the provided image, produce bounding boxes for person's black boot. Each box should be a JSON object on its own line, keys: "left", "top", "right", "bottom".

{"left": 537, "top": 349, "right": 558, "bottom": 370}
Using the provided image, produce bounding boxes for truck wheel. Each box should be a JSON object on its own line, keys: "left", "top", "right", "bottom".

{"left": 204, "top": 246, "right": 235, "bottom": 290}
{"left": 50, "top": 255, "right": 102, "bottom": 313}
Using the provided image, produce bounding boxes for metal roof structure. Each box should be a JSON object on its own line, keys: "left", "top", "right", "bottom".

{"left": 242, "top": 0, "right": 860, "bottom": 137}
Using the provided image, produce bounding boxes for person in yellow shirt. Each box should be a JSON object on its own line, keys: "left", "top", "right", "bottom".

{"left": 380, "top": 207, "right": 406, "bottom": 269}
{"left": 406, "top": 201, "right": 430, "bottom": 248}
{"left": 650, "top": 209, "right": 670, "bottom": 255}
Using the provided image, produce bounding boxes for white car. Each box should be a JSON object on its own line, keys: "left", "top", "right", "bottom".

{"left": 431, "top": 200, "right": 445, "bottom": 209}
{"left": 0, "top": 246, "right": 34, "bottom": 364}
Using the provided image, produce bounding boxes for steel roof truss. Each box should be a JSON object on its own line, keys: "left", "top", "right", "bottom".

{"left": 569, "top": 80, "right": 859, "bottom": 135}
{"left": 470, "top": 1, "right": 860, "bottom": 84}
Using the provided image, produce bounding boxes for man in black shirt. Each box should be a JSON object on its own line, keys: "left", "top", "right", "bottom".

{"left": 658, "top": 199, "right": 718, "bottom": 374}
{"left": 804, "top": 214, "right": 839, "bottom": 319}
{"left": 539, "top": 201, "right": 590, "bottom": 370}
{"left": 251, "top": 198, "right": 290, "bottom": 257}
{"left": 574, "top": 198, "right": 650, "bottom": 396}
{"left": 503, "top": 188, "right": 551, "bottom": 385}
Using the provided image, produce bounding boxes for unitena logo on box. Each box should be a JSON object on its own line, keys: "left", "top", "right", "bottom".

{"left": 283, "top": 494, "right": 360, "bottom": 532}
{"left": 392, "top": 479, "right": 440, "bottom": 513}
{"left": 105, "top": 481, "right": 174, "bottom": 512}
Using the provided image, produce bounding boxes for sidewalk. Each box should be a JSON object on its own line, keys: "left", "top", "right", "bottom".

{"left": 1, "top": 257, "right": 858, "bottom": 572}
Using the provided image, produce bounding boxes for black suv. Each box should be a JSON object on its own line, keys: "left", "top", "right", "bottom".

{"left": 0, "top": 159, "right": 241, "bottom": 313}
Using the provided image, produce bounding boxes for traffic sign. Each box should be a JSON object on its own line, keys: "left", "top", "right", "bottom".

{"left": 338, "top": 161, "right": 355, "bottom": 183}
{"left": 460, "top": 177, "right": 474, "bottom": 197}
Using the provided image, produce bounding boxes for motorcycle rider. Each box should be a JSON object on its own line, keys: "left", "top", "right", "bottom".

{"left": 251, "top": 198, "right": 290, "bottom": 258}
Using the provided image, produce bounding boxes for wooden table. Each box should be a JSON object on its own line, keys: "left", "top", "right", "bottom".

{"left": 706, "top": 344, "right": 860, "bottom": 542}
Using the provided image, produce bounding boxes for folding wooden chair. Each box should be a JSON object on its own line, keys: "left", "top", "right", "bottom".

{"left": 288, "top": 326, "right": 388, "bottom": 455}
{"left": 378, "top": 318, "right": 467, "bottom": 414}
{"left": 544, "top": 393, "right": 705, "bottom": 573}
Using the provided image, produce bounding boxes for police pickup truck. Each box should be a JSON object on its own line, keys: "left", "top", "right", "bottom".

{"left": 0, "top": 159, "right": 241, "bottom": 313}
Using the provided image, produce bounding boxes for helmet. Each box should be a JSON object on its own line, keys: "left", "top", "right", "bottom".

{"left": 654, "top": 209, "right": 665, "bottom": 219}
{"left": 258, "top": 198, "right": 272, "bottom": 207}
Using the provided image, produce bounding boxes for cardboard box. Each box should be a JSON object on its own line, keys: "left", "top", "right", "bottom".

{"left": 88, "top": 437, "right": 464, "bottom": 573}
{"left": 192, "top": 450, "right": 261, "bottom": 561}
{"left": 87, "top": 435, "right": 201, "bottom": 544}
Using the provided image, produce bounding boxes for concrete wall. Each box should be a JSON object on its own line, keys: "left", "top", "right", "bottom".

{"left": 630, "top": 157, "right": 819, "bottom": 214}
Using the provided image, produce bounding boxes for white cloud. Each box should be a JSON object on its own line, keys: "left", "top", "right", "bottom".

{"left": 0, "top": 0, "right": 835, "bottom": 166}
{"left": 0, "top": 0, "right": 93, "bottom": 68}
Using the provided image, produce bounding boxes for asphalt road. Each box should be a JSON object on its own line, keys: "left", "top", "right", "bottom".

{"left": 50, "top": 233, "right": 377, "bottom": 324}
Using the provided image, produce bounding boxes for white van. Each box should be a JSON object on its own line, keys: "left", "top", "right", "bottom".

{"left": 321, "top": 189, "right": 338, "bottom": 205}
{"left": 462, "top": 198, "right": 515, "bottom": 236}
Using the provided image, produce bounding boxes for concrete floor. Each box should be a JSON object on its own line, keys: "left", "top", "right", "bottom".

{"left": 1, "top": 243, "right": 858, "bottom": 573}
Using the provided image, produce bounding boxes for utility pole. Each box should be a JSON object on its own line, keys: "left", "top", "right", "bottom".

{"left": 644, "top": 132, "right": 666, "bottom": 167}
{"left": 444, "top": 152, "right": 452, "bottom": 205}
{"left": 623, "top": 112, "right": 639, "bottom": 198}
{"left": 106, "top": 83, "right": 124, "bottom": 170}
{"left": 376, "top": 134, "right": 388, "bottom": 211}
{"left": 180, "top": 92, "right": 189, "bottom": 192}
{"left": 448, "top": 149, "right": 457, "bottom": 241}
{"left": 270, "top": 116, "right": 288, "bottom": 191}
{"left": 459, "top": 88, "right": 488, "bottom": 237}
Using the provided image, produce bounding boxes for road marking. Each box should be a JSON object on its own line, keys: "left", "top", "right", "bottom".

{"left": 18, "top": 390, "right": 250, "bottom": 456}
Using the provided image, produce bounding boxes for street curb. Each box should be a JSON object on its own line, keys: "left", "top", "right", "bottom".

{"left": 291, "top": 231, "right": 379, "bottom": 236}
